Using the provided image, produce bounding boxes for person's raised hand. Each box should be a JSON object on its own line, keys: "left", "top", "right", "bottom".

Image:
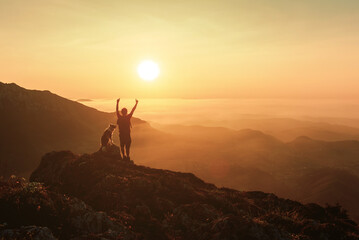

{"left": 135, "top": 99, "right": 139, "bottom": 103}
{"left": 117, "top": 98, "right": 120, "bottom": 102}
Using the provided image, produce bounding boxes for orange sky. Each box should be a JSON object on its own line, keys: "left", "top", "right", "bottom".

{"left": 1, "top": 0, "right": 358, "bottom": 99}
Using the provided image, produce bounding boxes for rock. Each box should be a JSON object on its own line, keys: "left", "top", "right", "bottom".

{"left": 0, "top": 226, "right": 56, "bottom": 240}
{"left": 0, "top": 176, "right": 136, "bottom": 240}
{"left": 26, "top": 151, "right": 359, "bottom": 239}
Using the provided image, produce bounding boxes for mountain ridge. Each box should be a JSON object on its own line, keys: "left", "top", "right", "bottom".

{"left": 24, "top": 150, "right": 358, "bottom": 239}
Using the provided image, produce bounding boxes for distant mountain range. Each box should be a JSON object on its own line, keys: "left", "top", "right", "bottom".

{"left": 1, "top": 81, "right": 359, "bottom": 222}
{"left": 197, "top": 117, "right": 359, "bottom": 142}
{"left": 148, "top": 124, "right": 359, "bottom": 221}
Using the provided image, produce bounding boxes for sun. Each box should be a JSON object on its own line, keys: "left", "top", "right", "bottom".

{"left": 137, "top": 60, "right": 160, "bottom": 81}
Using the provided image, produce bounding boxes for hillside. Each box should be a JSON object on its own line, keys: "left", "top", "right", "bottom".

{"left": 289, "top": 168, "right": 359, "bottom": 222}
{"left": 0, "top": 82, "right": 157, "bottom": 177}
{"left": 1, "top": 150, "right": 353, "bottom": 239}
{"left": 288, "top": 136, "right": 359, "bottom": 173}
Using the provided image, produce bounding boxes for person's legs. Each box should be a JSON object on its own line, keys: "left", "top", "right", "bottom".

{"left": 119, "top": 135, "right": 125, "bottom": 159}
{"left": 125, "top": 142, "right": 131, "bottom": 158}
{"left": 124, "top": 135, "right": 132, "bottom": 159}
{"left": 120, "top": 144, "right": 125, "bottom": 158}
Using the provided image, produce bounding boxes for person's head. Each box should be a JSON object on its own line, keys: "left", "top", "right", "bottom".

{"left": 121, "top": 108, "right": 128, "bottom": 116}
{"left": 108, "top": 124, "right": 116, "bottom": 132}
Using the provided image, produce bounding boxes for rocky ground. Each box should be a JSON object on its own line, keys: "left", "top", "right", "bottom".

{"left": 1, "top": 150, "right": 358, "bottom": 239}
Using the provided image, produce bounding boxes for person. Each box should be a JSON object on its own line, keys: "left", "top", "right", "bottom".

{"left": 100, "top": 124, "right": 117, "bottom": 152}
{"left": 116, "top": 98, "right": 138, "bottom": 160}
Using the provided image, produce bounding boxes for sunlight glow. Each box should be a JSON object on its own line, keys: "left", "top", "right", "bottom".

{"left": 137, "top": 60, "right": 160, "bottom": 81}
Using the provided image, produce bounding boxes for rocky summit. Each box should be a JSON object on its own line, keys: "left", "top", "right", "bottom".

{"left": 0, "top": 151, "right": 358, "bottom": 239}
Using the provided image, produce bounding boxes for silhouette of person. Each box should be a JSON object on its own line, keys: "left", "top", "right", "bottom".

{"left": 100, "top": 124, "right": 117, "bottom": 152}
{"left": 116, "top": 98, "right": 138, "bottom": 160}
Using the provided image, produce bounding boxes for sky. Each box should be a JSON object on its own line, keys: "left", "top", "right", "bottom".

{"left": 0, "top": 0, "right": 358, "bottom": 99}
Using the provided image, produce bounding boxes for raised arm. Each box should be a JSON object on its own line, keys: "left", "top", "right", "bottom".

{"left": 129, "top": 99, "right": 138, "bottom": 117}
{"left": 116, "top": 98, "right": 120, "bottom": 118}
